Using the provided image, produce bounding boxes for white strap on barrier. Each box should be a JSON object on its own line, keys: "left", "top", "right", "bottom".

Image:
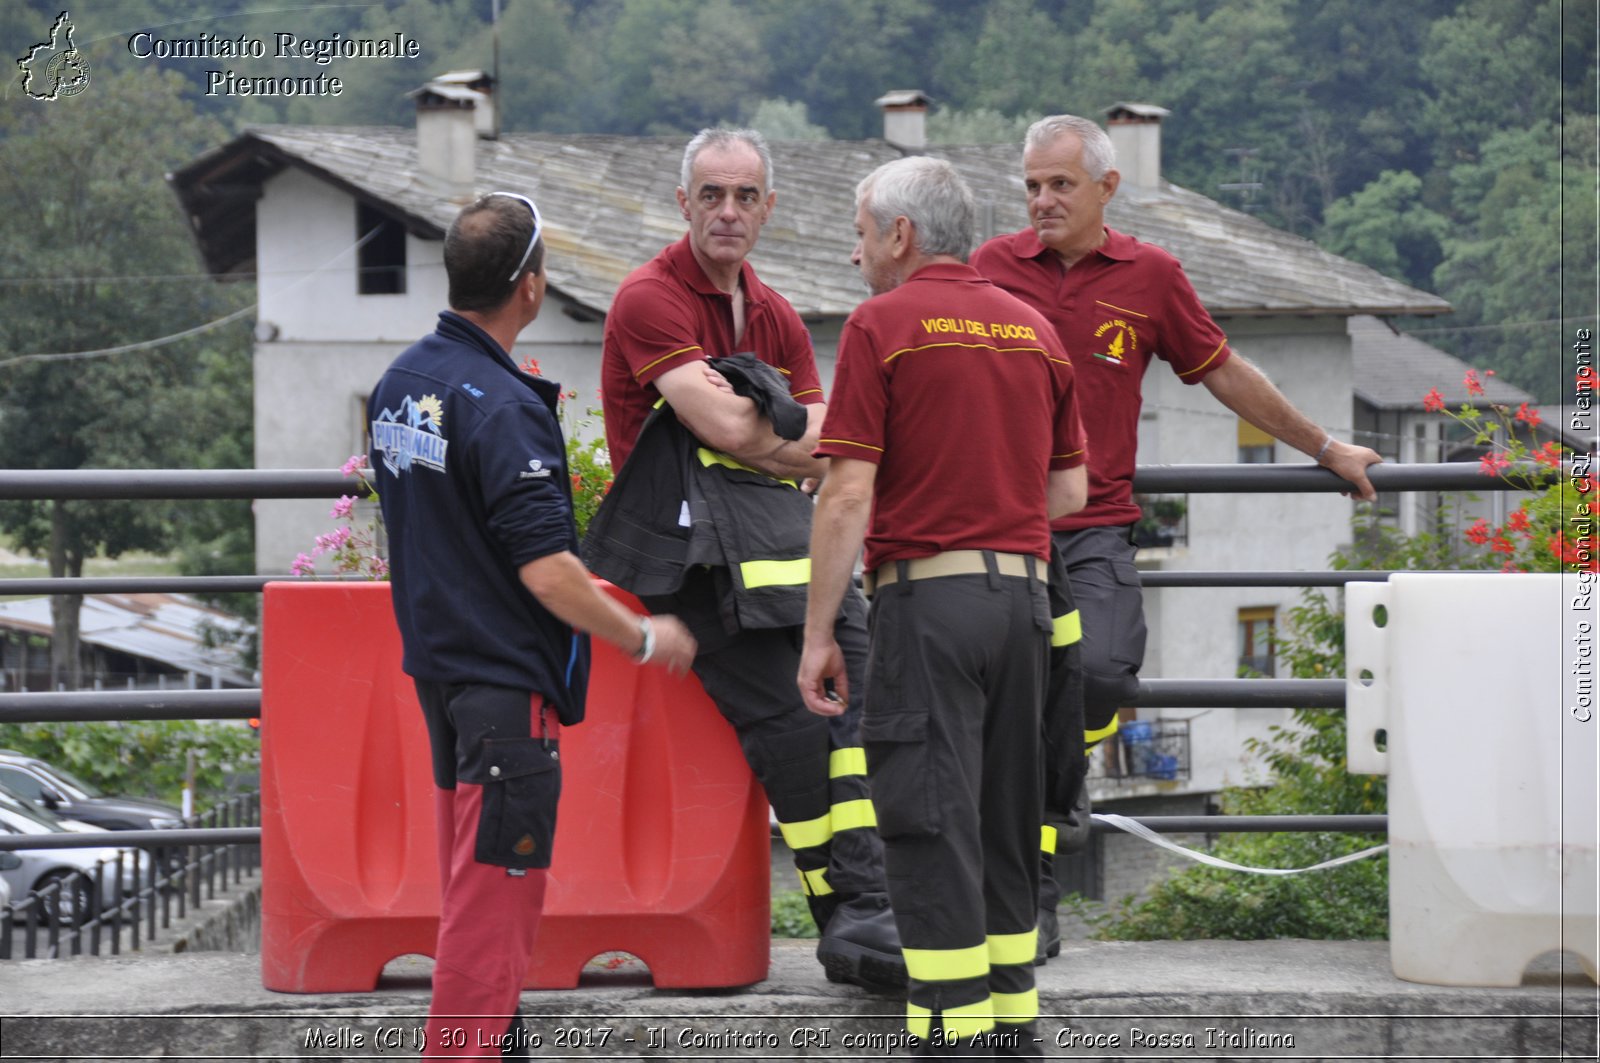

{"left": 1093, "top": 813, "right": 1389, "bottom": 876}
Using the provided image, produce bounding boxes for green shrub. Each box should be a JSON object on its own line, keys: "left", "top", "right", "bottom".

{"left": 0, "top": 720, "right": 259, "bottom": 810}
{"left": 771, "top": 889, "right": 820, "bottom": 938}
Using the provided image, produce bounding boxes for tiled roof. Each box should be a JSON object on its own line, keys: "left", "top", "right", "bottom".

{"left": 1348, "top": 315, "right": 1532, "bottom": 409}
{"left": 0, "top": 594, "right": 253, "bottom": 687}
{"left": 172, "top": 127, "right": 1451, "bottom": 320}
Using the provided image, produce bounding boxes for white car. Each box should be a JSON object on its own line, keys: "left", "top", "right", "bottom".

{"left": 0, "top": 790, "right": 149, "bottom": 927}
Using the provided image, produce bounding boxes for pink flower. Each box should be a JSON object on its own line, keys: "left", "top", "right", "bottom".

{"left": 1464, "top": 369, "right": 1485, "bottom": 397}
{"left": 521, "top": 356, "right": 543, "bottom": 377}
{"left": 1422, "top": 388, "right": 1445, "bottom": 413}
{"left": 314, "top": 526, "right": 353, "bottom": 553}
{"left": 291, "top": 552, "right": 316, "bottom": 577}
{"left": 341, "top": 454, "right": 369, "bottom": 477}
{"left": 331, "top": 495, "right": 356, "bottom": 520}
{"left": 1478, "top": 451, "right": 1512, "bottom": 477}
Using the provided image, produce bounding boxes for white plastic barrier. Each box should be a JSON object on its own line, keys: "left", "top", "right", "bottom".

{"left": 1346, "top": 573, "right": 1597, "bottom": 986}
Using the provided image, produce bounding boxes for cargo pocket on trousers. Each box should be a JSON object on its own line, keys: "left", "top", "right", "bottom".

{"left": 861, "top": 711, "right": 938, "bottom": 839}
{"left": 1107, "top": 553, "right": 1148, "bottom": 670}
{"left": 473, "top": 737, "right": 562, "bottom": 869}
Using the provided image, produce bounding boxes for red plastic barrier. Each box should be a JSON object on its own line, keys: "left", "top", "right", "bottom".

{"left": 259, "top": 581, "right": 770, "bottom": 993}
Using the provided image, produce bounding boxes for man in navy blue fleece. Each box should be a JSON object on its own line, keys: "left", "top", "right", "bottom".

{"left": 368, "top": 191, "right": 695, "bottom": 1060}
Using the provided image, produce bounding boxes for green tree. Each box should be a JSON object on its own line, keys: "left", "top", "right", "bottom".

{"left": 0, "top": 66, "right": 253, "bottom": 688}
{"left": 927, "top": 106, "right": 1035, "bottom": 145}
{"left": 1431, "top": 120, "right": 1593, "bottom": 400}
{"left": 744, "top": 98, "right": 829, "bottom": 141}
{"left": 1320, "top": 170, "right": 1450, "bottom": 293}
{"left": 1419, "top": 0, "right": 1565, "bottom": 167}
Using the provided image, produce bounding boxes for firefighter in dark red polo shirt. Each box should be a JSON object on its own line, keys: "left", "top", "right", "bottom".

{"left": 970, "top": 114, "right": 1384, "bottom": 960}
{"left": 800, "top": 156, "right": 1087, "bottom": 1057}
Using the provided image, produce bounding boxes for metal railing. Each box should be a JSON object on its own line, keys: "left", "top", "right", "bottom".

{"left": 1, "top": 793, "right": 260, "bottom": 959}
{"left": 0, "top": 460, "right": 1533, "bottom": 952}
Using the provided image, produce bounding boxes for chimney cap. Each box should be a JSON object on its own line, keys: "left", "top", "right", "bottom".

{"left": 407, "top": 82, "right": 483, "bottom": 109}
{"left": 431, "top": 69, "right": 495, "bottom": 89}
{"left": 1103, "top": 101, "right": 1169, "bottom": 123}
{"left": 874, "top": 89, "right": 933, "bottom": 110}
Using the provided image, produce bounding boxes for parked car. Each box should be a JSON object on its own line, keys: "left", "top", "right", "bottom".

{"left": 0, "top": 750, "right": 183, "bottom": 832}
{"left": 0, "top": 790, "right": 149, "bottom": 926}
{"left": 0, "top": 853, "right": 15, "bottom": 910}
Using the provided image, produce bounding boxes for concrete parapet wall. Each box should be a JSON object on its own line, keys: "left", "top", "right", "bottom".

{"left": 1, "top": 939, "right": 1591, "bottom": 1061}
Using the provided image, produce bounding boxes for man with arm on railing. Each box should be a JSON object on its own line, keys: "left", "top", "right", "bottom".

{"left": 970, "top": 114, "right": 1384, "bottom": 963}
{"left": 367, "top": 192, "right": 695, "bottom": 1060}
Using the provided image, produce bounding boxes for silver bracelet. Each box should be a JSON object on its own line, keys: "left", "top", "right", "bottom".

{"left": 632, "top": 615, "right": 656, "bottom": 664}
{"left": 1315, "top": 434, "right": 1335, "bottom": 463}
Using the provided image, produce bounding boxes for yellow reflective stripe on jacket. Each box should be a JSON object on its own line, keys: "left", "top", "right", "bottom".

{"left": 829, "top": 747, "right": 868, "bottom": 778}
{"left": 992, "top": 988, "right": 1039, "bottom": 1023}
{"left": 1051, "top": 609, "right": 1082, "bottom": 647}
{"left": 797, "top": 865, "right": 832, "bottom": 897}
{"left": 1085, "top": 716, "right": 1121, "bottom": 750}
{"left": 1039, "top": 824, "right": 1057, "bottom": 855}
{"left": 778, "top": 813, "right": 832, "bottom": 852}
{"left": 903, "top": 943, "right": 989, "bottom": 983}
{"left": 987, "top": 930, "right": 1037, "bottom": 968}
{"left": 696, "top": 447, "right": 799, "bottom": 488}
{"left": 831, "top": 798, "right": 877, "bottom": 832}
{"left": 740, "top": 558, "right": 812, "bottom": 589}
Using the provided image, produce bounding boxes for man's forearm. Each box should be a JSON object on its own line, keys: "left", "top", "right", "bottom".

{"left": 803, "top": 463, "right": 873, "bottom": 643}
{"left": 1201, "top": 355, "right": 1326, "bottom": 456}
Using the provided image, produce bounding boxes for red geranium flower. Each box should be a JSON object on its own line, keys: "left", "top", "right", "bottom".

{"left": 1479, "top": 451, "right": 1513, "bottom": 477}
{"left": 1532, "top": 442, "right": 1564, "bottom": 469}
{"left": 1465, "top": 518, "right": 1492, "bottom": 546}
{"left": 1513, "top": 402, "right": 1543, "bottom": 428}
{"left": 1464, "top": 369, "right": 1485, "bottom": 397}
{"left": 1422, "top": 388, "right": 1446, "bottom": 413}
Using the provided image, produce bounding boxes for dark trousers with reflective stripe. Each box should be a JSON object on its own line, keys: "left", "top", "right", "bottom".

{"left": 1039, "top": 528, "right": 1144, "bottom": 902}
{"left": 864, "top": 567, "right": 1048, "bottom": 1042}
{"left": 666, "top": 575, "right": 886, "bottom": 902}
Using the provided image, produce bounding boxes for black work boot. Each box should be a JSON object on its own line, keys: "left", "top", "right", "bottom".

{"left": 1035, "top": 849, "right": 1063, "bottom": 966}
{"left": 816, "top": 891, "right": 907, "bottom": 989}
{"left": 1034, "top": 903, "right": 1061, "bottom": 967}
{"left": 805, "top": 890, "right": 841, "bottom": 937}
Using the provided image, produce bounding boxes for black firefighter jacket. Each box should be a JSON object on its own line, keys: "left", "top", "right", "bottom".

{"left": 582, "top": 354, "right": 816, "bottom": 636}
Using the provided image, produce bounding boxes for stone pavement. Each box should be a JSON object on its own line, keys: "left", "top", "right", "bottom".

{"left": 1, "top": 938, "right": 1594, "bottom": 1061}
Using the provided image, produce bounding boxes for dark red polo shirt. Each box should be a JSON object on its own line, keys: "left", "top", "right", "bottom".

{"left": 601, "top": 235, "right": 824, "bottom": 467}
{"left": 816, "top": 262, "right": 1086, "bottom": 572}
{"left": 970, "top": 226, "right": 1230, "bottom": 531}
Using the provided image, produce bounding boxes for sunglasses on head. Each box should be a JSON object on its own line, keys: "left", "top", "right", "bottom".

{"left": 485, "top": 191, "right": 543, "bottom": 283}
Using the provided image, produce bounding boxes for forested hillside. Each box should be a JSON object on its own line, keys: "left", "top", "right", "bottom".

{"left": 3, "top": 0, "right": 1594, "bottom": 400}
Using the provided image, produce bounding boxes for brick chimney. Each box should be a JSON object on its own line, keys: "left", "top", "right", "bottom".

{"left": 1102, "top": 102, "right": 1169, "bottom": 189}
{"left": 875, "top": 89, "right": 931, "bottom": 151}
{"left": 408, "top": 73, "right": 495, "bottom": 201}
